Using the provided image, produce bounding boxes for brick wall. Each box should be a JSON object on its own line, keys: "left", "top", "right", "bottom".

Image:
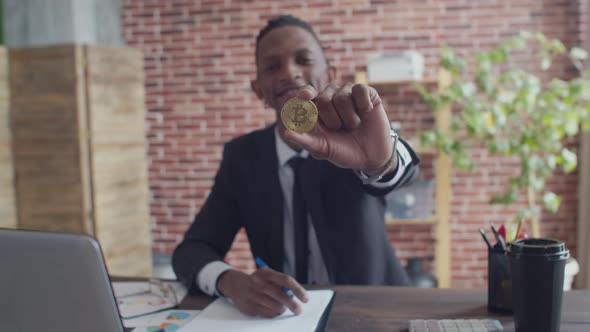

{"left": 122, "top": 0, "right": 585, "bottom": 288}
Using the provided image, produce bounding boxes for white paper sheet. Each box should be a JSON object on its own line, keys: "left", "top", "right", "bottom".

{"left": 111, "top": 281, "right": 188, "bottom": 319}
{"left": 177, "top": 289, "right": 334, "bottom": 332}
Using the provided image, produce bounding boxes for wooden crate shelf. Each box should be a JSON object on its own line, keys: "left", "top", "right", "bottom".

{"left": 0, "top": 47, "right": 16, "bottom": 229}
{"left": 9, "top": 45, "right": 152, "bottom": 277}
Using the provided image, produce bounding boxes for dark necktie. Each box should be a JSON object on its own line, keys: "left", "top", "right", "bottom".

{"left": 288, "top": 156, "right": 308, "bottom": 284}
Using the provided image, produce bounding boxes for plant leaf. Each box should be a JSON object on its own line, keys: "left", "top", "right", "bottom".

{"left": 542, "top": 192, "right": 562, "bottom": 213}
{"left": 570, "top": 47, "right": 588, "bottom": 61}
{"left": 561, "top": 149, "right": 578, "bottom": 172}
{"left": 541, "top": 57, "right": 551, "bottom": 70}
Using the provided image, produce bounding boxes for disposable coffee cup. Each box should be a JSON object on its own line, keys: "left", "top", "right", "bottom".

{"left": 507, "top": 238, "right": 569, "bottom": 332}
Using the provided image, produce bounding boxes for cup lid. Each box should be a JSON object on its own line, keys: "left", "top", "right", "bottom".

{"left": 507, "top": 238, "right": 569, "bottom": 258}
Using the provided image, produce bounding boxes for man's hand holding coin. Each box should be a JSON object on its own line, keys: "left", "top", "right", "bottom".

{"left": 282, "top": 83, "right": 397, "bottom": 177}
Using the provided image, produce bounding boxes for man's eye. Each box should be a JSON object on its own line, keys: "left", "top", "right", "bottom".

{"left": 264, "top": 63, "right": 279, "bottom": 72}
{"left": 298, "top": 57, "right": 313, "bottom": 65}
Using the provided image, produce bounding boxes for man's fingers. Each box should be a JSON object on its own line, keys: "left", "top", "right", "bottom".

{"left": 283, "top": 129, "right": 329, "bottom": 160}
{"left": 259, "top": 269, "right": 309, "bottom": 303}
{"left": 351, "top": 84, "right": 374, "bottom": 114}
{"left": 254, "top": 301, "right": 286, "bottom": 318}
{"left": 251, "top": 268, "right": 306, "bottom": 315}
{"left": 238, "top": 295, "right": 283, "bottom": 318}
{"left": 333, "top": 83, "right": 361, "bottom": 129}
{"left": 240, "top": 302, "right": 258, "bottom": 317}
{"left": 249, "top": 284, "right": 288, "bottom": 315}
{"left": 255, "top": 268, "right": 301, "bottom": 317}
{"left": 258, "top": 283, "right": 302, "bottom": 315}
{"left": 310, "top": 83, "right": 378, "bottom": 131}
{"left": 295, "top": 85, "right": 318, "bottom": 100}
{"left": 314, "top": 84, "right": 342, "bottom": 130}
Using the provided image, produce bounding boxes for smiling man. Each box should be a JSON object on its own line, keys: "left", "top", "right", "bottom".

{"left": 172, "top": 15, "right": 420, "bottom": 318}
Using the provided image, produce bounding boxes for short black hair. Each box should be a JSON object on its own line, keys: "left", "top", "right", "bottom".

{"left": 255, "top": 15, "right": 322, "bottom": 60}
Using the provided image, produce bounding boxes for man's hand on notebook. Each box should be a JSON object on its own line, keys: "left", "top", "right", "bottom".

{"left": 216, "top": 268, "right": 309, "bottom": 318}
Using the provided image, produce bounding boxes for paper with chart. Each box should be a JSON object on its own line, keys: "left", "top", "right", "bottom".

{"left": 111, "top": 281, "right": 188, "bottom": 319}
{"left": 177, "top": 289, "right": 334, "bottom": 332}
{"left": 128, "top": 309, "right": 200, "bottom": 331}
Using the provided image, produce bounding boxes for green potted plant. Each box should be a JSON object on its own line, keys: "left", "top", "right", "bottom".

{"left": 418, "top": 32, "right": 590, "bottom": 330}
{"left": 418, "top": 31, "right": 590, "bottom": 239}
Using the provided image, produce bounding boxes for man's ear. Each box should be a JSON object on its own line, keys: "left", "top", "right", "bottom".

{"left": 250, "top": 80, "right": 264, "bottom": 100}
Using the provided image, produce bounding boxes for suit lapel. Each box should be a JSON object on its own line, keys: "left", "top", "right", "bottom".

{"left": 253, "top": 125, "right": 285, "bottom": 271}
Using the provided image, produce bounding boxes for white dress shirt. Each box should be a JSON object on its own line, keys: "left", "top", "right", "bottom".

{"left": 197, "top": 127, "right": 413, "bottom": 296}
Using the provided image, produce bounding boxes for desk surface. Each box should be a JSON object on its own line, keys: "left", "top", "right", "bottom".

{"left": 177, "top": 286, "right": 590, "bottom": 332}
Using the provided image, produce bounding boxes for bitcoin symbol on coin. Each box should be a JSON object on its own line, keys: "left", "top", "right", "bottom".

{"left": 280, "top": 97, "right": 318, "bottom": 133}
{"left": 290, "top": 103, "right": 310, "bottom": 128}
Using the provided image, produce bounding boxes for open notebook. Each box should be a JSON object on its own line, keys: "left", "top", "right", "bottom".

{"left": 178, "top": 289, "right": 335, "bottom": 332}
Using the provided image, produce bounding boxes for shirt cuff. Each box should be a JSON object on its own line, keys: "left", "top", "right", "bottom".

{"left": 197, "top": 261, "right": 235, "bottom": 297}
{"left": 367, "top": 141, "right": 412, "bottom": 189}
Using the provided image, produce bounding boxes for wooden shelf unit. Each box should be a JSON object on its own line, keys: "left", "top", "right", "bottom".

{"left": 0, "top": 47, "right": 16, "bottom": 229}
{"left": 355, "top": 70, "right": 452, "bottom": 288}
{"left": 9, "top": 45, "right": 153, "bottom": 277}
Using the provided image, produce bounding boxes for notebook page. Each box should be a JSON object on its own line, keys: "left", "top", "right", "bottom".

{"left": 178, "top": 289, "right": 334, "bottom": 332}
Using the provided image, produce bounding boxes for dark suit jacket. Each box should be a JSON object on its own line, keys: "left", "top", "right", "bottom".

{"left": 172, "top": 124, "right": 420, "bottom": 293}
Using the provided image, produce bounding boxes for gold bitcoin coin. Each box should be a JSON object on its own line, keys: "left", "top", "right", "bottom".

{"left": 280, "top": 97, "right": 318, "bottom": 133}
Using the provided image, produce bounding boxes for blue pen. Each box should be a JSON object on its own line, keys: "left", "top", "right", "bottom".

{"left": 254, "top": 257, "right": 295, "bottom": 298}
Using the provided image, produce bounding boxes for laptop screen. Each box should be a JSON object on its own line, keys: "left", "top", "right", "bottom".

{"left": 0, "top": 229, "right": 125, "bottom": 332}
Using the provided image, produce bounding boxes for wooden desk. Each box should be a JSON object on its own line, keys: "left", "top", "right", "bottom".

{"left": 177, "top": 286, "right": 590, "bottom": 332}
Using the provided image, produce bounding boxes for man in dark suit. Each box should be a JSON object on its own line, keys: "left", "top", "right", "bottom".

{"left": 172, "top": 15, "right": 420, "bottom": 317}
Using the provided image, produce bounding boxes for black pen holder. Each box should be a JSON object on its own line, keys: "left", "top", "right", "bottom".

{"left": 487, "top": 247, "right": 512, "bottom": 313}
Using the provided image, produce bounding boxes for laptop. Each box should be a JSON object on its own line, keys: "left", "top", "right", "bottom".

{"left": 0, "top": 228, "right": 125, "bottom": 332}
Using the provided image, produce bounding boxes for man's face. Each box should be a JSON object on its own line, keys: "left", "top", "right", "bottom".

{"left": 252, "top": 25, "right": 334, "bottom": 116}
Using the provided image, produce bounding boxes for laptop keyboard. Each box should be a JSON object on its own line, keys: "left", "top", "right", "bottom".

{"left": 409, "top": 319, "right": 503, "bottom": 332}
